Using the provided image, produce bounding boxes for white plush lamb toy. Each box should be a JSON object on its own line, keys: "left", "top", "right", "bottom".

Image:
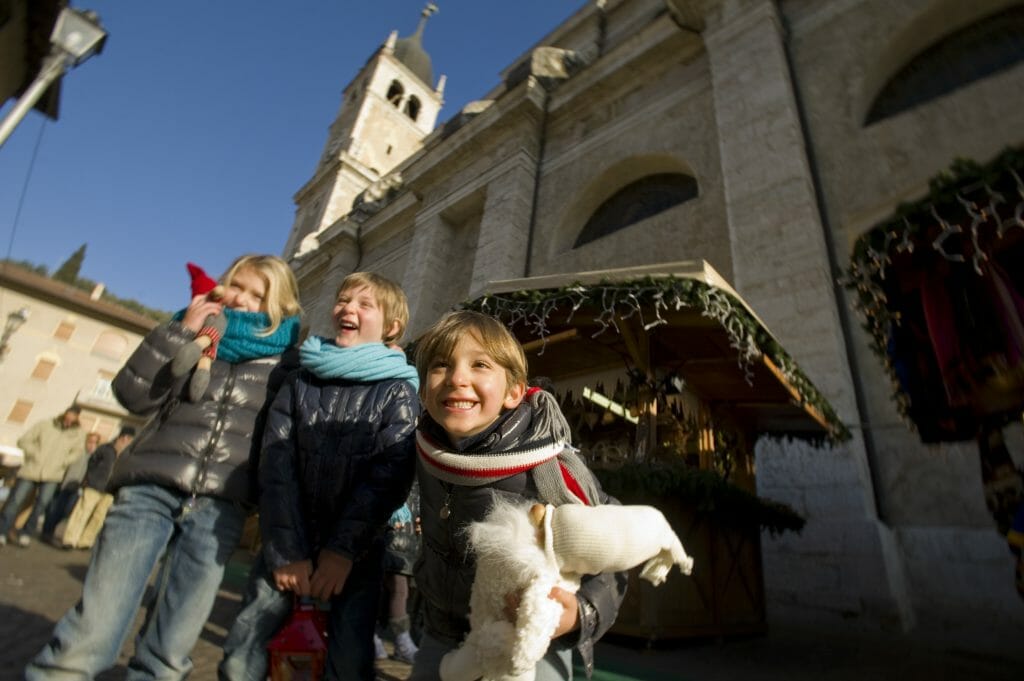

{"left": 439, "top": 497, "right": 694, "bottom": 681}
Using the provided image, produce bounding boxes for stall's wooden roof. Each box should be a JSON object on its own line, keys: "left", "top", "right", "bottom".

{"left": 475, "top": 261, "right": 840, "bottom": 439}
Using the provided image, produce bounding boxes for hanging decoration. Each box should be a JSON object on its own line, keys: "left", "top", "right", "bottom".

{"left": 845, "top": 146, "right": 1024, "bottom": 439}
{"left": 464, "top": 275, "right": 849, "bottom": 442}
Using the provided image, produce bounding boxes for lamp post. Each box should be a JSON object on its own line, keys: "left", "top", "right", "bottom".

{"left": 0, "top": 307, "right": 30, "bottom": 361}
{"left": 0, "top": 7, "right": 107, "bottom": 149}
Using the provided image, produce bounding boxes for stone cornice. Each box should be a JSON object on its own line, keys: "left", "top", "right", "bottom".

{"left": 289, "top": 219, "right": 360, "bottom": 280}
{"left": 358, "top": 191, "right": 421, "bottom": 246}
{"left": 293, "top": 150, "right": 378, "bottom": 203}
{"left": 704, "top": 0, "right": 780, "bottom": 49}
{"left": 549, "top": 13, "right": 698, "bottom": 113}
{"left": 399, "top": 78, "right": 546, "bottom": 193}
{"left": 545, "top": 62, "right": 710, "bottom": 175}
{"left": 413, "top": 149, "right": 539, "bottom": 224}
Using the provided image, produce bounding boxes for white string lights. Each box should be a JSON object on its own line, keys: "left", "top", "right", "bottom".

{"left": 468, "top": 276, "right": 848, "bottom": 441}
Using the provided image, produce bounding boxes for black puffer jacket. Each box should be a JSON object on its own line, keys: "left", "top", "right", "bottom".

{"left": 83, "top": 443, "right": 118, "bottom": 492}
{"left": 258, "top": 369, "right": 419, "bottom": 571}
{"left": 415, "top": 412, "right": 627, "bottom": 678}
{"left": 109, "top": 321, "right": 295, "bottom": 505}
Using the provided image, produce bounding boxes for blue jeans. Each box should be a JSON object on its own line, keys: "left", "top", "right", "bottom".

{"left": 42, "top": 486, "right": 80, "bottom": 538}
{"left": 409, "top": 631, "right": 573, "bottom": 681}
{"left": 219, "top": 543, "right": 384, "bottom": 681}
{"left": 26, "top": 483, "right": 247, "bottom": 680}
{"left": 0, "top": 478, "right": 58, "bottom": 538}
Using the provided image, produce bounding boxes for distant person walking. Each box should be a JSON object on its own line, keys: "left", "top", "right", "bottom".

{"left": 41, "top": 431, "right": 101, "bottom": 544}
{"left": 0, "top": 406, "right": 83, "bottom": 547}
{"left": 62, "top": 426, "right": 136, "bottom": 550}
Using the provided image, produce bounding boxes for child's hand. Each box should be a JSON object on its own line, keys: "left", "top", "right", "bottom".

{"left": 548, "top": 586, "right": 580, "bottom": 638}
{"left": 503, "top": 587, "right": 580, "bottom": 637}
{"left": 272, "top": 560, "right": 313, "bottom": 596}
{"left": 310, "top": 549, "right": 353, "bottom": 602}
{"left": 181, "top": 294, "right": 224, "bottom": 333}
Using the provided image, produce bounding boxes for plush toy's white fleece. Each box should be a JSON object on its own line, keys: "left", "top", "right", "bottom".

{"left": 438, "top": 497, "right": 693, "bottom": 681}
{"left": 453, "top": 496, "right": 566, "bottom": 681}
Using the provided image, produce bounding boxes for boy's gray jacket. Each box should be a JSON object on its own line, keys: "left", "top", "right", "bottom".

{"left": 109, "top": 321, "right": 294, "bottom": 505}
{"left": 258, "top": 369, "right": 419, "bottom": 571}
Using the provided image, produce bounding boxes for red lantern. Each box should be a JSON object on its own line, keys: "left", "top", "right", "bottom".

{"left": 267, "top": 599, "right": 329, "bottom": 681}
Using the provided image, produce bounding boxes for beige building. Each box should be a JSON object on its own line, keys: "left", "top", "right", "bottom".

{"left": 0, "top": 262, "right": 156, "bottom": 455}
{"left": 285, "top": 0, "right": 1024, "bottom": 650}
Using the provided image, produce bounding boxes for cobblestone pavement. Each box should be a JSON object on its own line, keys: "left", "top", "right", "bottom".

{"left": 0, "top": 539, "right": 410, "bottom": 681}
{"left": 3, "top": 538, "right": 1021, "bottom": 680}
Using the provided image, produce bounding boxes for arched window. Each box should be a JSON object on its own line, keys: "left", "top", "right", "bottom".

{"left": 386, "top": 80, "right": 404, "bottom": 107}
{"left": 405, "top": 95, "right": 421, "bottom": 121}
{"left": 865, "top": 6, "right": 1024, "bottom": 125}
{"left": 91, "top": 331, "right": 129, "bottom": 362}
{"left": 574, "top": 173, "right": 698, "bottom": 248}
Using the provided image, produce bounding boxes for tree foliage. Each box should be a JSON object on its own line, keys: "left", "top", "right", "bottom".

{"left": 53, "top": 244, "right": 88, "bottom": 284}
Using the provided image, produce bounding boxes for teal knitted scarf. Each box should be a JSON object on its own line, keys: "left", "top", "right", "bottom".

{"left": 299, "top": 335, "right": 419, "bottom": 390}
{"left": 173, "top": 309, "right": 300, "bottom": 362}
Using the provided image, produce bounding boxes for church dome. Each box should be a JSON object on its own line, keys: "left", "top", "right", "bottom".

{"left": 393, "top": 4, "right": 437, "bottom": 86}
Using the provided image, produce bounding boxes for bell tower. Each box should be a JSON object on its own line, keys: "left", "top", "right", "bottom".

{"left": 285, "top": 3, "right": 445, "bottom": 258}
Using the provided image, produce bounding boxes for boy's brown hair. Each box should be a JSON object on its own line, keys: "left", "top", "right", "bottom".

{"left": 414, "top": 310, "right": 527, "bottom": 389}
{"left": 336, "top": 272, "right": 409, "bottom": 345}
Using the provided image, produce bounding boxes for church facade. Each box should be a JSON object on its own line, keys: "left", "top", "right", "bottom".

{"left": 284, "top": 0, "right": 1024, "bottom": 648}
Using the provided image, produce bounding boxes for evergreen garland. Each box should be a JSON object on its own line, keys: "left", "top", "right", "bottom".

{"left": 593, "top": 462, "right": 806, "bottom": 536}
{"left": 463, "top": 275, "right": 849, "bottom": 441}
{"left": 844, "top": 145, "right": 1024, "bottom": 425}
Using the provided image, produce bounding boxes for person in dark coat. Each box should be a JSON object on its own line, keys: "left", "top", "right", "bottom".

{"left": 60, "top": 426, "right": 136, "bottom": 549}
{"left": 27, "top": 254, "right": 303, "bottom": 680}
{"left": 409, "top": 311, "right": 627, "bottom": 681}
{"left": 219, "top": 272, "right": 420, "bottom": 681}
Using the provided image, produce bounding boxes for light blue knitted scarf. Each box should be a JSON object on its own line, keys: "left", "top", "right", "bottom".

{"left": 299, "top": 335, "right": 419, "bottom": 390}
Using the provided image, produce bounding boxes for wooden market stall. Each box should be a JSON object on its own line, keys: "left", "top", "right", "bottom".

{"left": 465, "top": 260, "right": 848, "bottom": 641}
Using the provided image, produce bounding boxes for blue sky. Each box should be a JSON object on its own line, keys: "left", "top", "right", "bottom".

{"left": 0, "top": 1, "right": 581, "bottom": 313}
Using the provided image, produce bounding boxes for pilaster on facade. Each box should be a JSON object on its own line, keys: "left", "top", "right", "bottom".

{"left": 706, "top": 0, "right": 910, "bottom": 630}
{"left": 467, "top": 159, "right": 539, "bottom": 297}
{"left": 402, "top": 211, "right": 468, "bottom": 337}
{"left": 705, "top": 0, "right": 853, "bottom": 414}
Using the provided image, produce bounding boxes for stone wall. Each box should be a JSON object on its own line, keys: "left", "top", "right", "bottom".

{"left": 287, "top": 0, "right": 1024, "bottom": 644}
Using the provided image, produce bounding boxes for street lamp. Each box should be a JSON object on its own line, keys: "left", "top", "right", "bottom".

{"left": 0, "top": 7, "right": 108, "bottom": 149}
{"left": 0, "top": 307, "right": 30, "bottom": 360}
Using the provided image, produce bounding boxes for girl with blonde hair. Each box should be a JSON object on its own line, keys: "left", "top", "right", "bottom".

{"left": 29, "top": 254, "right": 303, "bottom": 680}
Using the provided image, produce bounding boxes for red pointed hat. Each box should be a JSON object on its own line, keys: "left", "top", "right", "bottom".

{"left": 186, "top": 262, "right": 219, "bottom": 297}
